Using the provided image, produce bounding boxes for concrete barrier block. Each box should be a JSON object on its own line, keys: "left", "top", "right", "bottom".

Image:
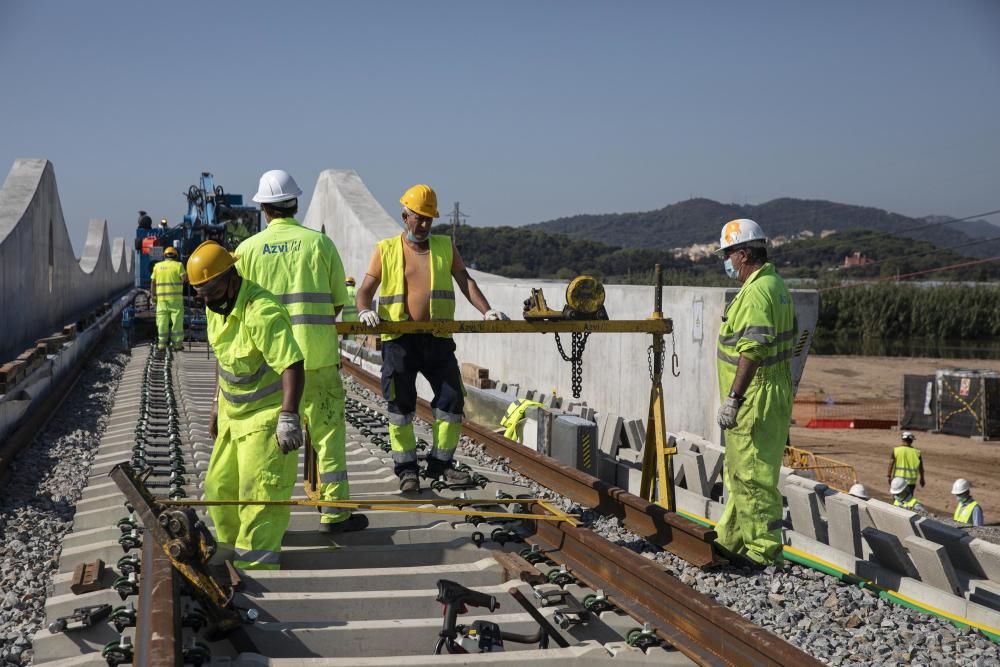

{"left": 785, "top": 485, "right": 828, "bottom": 543}
{"left": 968, "top": 580, "right": 1000, "bottom": 612}
{"left": 615, "top": 460, "right": 642, "bottom": 496}
{"left": 862, "top": 527, "right": 920, "bottom": 579}
{"left": 674, "top": 487, "right": 709, "bottom": 519}
{"left": 698, "top": 446, "right": 724, "bottom": 487}
{"left": 968, "top": 539, "right": 1000, "bottom": 582}
{"left": 597, "top": 413, "right": 624, "bottom": 457}
{"left": 966, "top": 599, "right": 1000, "bottom": 631}
{"left": 896, "top": 578, "right": 969, "bottom": 618}
{"left": 550, "top": 415, "right": 599, "bottom": 477}
{"left": 617, "top": 448, "right": 641, "bottom": 465}
{"left": 866, "top": 498, "right": 922, "bottom": 540}
{"left": 826, "top": 494, "right": 864, "bottom": 558}
{"left": 904, "top": 536, "right": 962, "bottom": 595}
{"left": 705, "top": 498, "right": 726, "bottom": 523}
{"left": 623, "top": 419, "right": 645, "bottom": 454}
{"left": 675, "top": 451, "right": 711, "bottom": 497}
{"left": 784, "top": 530, "right": 858, "bottom": 573}
{"left": 916, "top": 520, "right": 987, "bottom": 578}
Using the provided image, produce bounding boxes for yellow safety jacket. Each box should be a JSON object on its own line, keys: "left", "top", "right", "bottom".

{"left": 236, "top": 218, "right": 348, "bottom": 370}
{"left": 208, "top": 279, "right": 304, "bottom": 440}
{"left": 954, "top": 499, "right": 980, "bottom": 524}
{"left": 717, "top": 263, "right": 796, "bottom": 393}
{"left": 500, "top": 399, "right": 544, "bottom": 442}
{"left": 892, "top": 446, "right": 921, "bottom": 485}
{"left": 151, "top": 259, "right": 185, "bottom": 308}
{"left": 342, "top": 285, "right": 359, "bottom": 322}
{"left": 377, "top": 234, "right": 455, "bottom": 341}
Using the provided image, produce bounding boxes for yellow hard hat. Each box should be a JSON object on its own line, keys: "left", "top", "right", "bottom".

{"left": 399, "top": 184, "right": 439, "bottom": 219}
{"left": 163, "top": 247, "right": 178, "bottom": 258}
{"left": 345, "top": 276, "right": 356, "bottom": 286}
{"left": 186, "top": 241, "right": 238, "bottom": 286}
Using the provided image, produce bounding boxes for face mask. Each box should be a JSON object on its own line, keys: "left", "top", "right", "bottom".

{"left": 205, "top": 275, "right": 237, "bottom": 316}
{"left": 724, "top": 257, "right": 739, "bottom": 280}
{"left": 406, "top": 230, "right": 421, "bottom": 243}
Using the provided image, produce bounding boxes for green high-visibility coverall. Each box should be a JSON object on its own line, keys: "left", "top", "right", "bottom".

{"left": 151, "top": 259, "right": 185, "bottom": 350}
{"left": 716, "top": 263, "right": 795, "bottom": 565}
{"left": 236, "top": 218, "right": 352, "bottom": 524}
{"left": 205, "top": 279, "right": 304, "bottom": 570}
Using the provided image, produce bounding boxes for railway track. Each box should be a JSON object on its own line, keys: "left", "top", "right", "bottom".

{"left": 30, "top": 344, "right": 820, "bottom": 666}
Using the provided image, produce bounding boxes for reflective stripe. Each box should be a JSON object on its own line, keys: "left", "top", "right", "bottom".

{"left": 220, "top": 380, "right": 282, "bottom": 404}
{"left": 433, "top": 407, "right": 463, "bottom": 424}
{"left": 289, "top": 314, "right": 338, "bottom": 325}
{"left": 718, "top": 326, "right": 797, "bottom": 346}
{"left": 391, "top": 449, "right": 418, "bottom": 464}
{"left": 429, "top": 290, "right": 455, "bottom": 300}
{"left": 277, "top": 292, "right": 334, "bottom": 305}
{"left": 218, "top": 364, "right": 272, "bottom": 386}
{"left": 380, "top": 294, "right": 406, "bottom": 305}
{"left": 428, "top": 446, "right": 455, "bottom": 462}
{"left": 234, "top": 547, "right": 280, "bottom": 565}
{"left": 156, "top": 281, "right": 184, "bottom": 286}
{"left": 156, "top": 290, "right": 183, "bottom": 296}
{"left": 716, "top": 347, "right": 793, "bottom": 367}
{"left": 319, "top": 470, "right": 348, "bottom": 483}
{"left": 387, "top": 411, "right": 414, "bottom": 426}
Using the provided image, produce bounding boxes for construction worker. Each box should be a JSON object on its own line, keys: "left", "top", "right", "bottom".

{"left": 137, "top": 210, "right": 152, "bottom": 230}
{"left": 187, "top": 241, "right": 306, "bottom": 569}
{"left": 887, "top": 430, "right": 924, "bottom": 495}
{"left": 236, "top": 169, "right": 367, "bottom": 533}
{"left": 951, "top": 479, "right": 984, "bottom": 527}
{"left": 150, "top": 246, "right": 186, "bottom": 352}
{"left": 159, "top": 217, "right": 169, "bottom": 230}
{"left": 342, "top": 277, "right": 359, "bottom": 322}
{"left": 355, "top": 184, "right": 508, "bottom": 493}
{"left": 714, "top": 219, "right": 795, "bottom": 567}
{"left": 890, "top": 476, "right": 925, "bottom": 511}
{"left": 848, "top": 483, "right": 869, "bottom": 501}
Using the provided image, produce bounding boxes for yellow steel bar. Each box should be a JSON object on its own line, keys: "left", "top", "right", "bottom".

{"left": 639, "top": 265, "right": 676, "bottom": 511}
{"left": 170, "top": 497, "right": 550, "bottom": 506}
{"left": 335, "top": 319, "right": 672, "bottom": 336}
{"left": 535, "top": 499, "right": 580, "bottom": 527}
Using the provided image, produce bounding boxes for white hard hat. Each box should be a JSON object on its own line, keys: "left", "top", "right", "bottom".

{"left": 717, "top": 219, "right": 768, "bottom": 257}
{"left": 951, "top": 478, "right": 971, "bottom": 495}
{"left": 253, "top": 169, "right": 302, "bottom": 203}
{"left": 848, "top": 483, "right": 869, "bottom": 500}
{"left": 901, "top": 431, "right": 915, "bottom": 442}
{"left": 889, "top": 477, "right": 909, "bottom": 495}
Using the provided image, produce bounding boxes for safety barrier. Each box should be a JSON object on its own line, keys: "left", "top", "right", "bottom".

{"left": 782, "top": 446, "right": 857, "bottom": 492}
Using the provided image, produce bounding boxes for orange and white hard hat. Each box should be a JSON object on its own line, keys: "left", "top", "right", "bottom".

{"left": 716, "top": 218, "right": 767, "bottom": 257}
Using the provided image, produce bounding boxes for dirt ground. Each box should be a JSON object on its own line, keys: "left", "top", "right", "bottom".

{"left": 790, "top": 355, "right": 1000, "bottom": 521}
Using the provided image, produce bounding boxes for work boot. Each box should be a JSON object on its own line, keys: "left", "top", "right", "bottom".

{"left": 436, "top": 466, "right": 474, "bottom": 487}
{"left": 318, "top": 513, "right": 369, "bottom": 534}
{"left": 399, "top": 470, "right": 420, "bottom": 493}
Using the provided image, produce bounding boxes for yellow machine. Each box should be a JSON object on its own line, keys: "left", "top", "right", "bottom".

{"left": 523, "top": 276, "right": 609, "bottom": 321}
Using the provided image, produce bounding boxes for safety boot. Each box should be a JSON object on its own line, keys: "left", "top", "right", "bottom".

{"left": 432, "top": 466, "right": 474, "bottom": 487}
{"left": 318, "top": 513, "right": 369, "bottom": 534}
{"left": 399, "top": 470, "right": 420, "bottom": 493}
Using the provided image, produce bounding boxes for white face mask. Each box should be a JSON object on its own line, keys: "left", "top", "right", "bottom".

{"left": 724, "top": 257, "right": 739, "bottom": 280}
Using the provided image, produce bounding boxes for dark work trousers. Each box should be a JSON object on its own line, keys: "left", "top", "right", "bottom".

{"left": 380, "top": 334, "right": 465, "bottom": 476}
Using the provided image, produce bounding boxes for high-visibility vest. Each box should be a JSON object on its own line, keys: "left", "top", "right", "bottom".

{"left": 894, "top": 495, "right": 921, "bottom": 510}
{"left": 954, "top": 499, "right": 980, "bottom": 524}
{"left": 717, "top": 263, "right": 796, "bottom": 397}
{"left": 207, "top": 279, "right": 304, "bottom": 440}
{"left": 236, "top": 218, "right": 348, "bottom": 371}
{"left": 377, "top": 234, "right": 455, "bottom": 341}
{"left": 342, "top": 285, "right": 359, "bottom": 322}
{"left": 151, "top": 259, "right": 184, "bottom": 308}
{"left": 892, "top": 446, "right": 921, "bottom": 485}
{"left": 500, "top": 399, "right": 544, "bottom": 442}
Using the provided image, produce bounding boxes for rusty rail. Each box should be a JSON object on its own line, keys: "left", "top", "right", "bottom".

{"left": 341, "top": 357, "right": 721, "bottom": 568}
{"left": 135, "top": 534, "right": 180, "bottom": 666}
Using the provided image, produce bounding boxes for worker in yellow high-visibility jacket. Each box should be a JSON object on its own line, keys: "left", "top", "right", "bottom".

{"left": 236, "top": 169, "right": 367, "bottom": 534}
{"left": 951, "top": 478, "right": 984, "bottom": 526}
{"left": 714, "top": 219, "right": 796, "bottom": 567}
{"left": 887, "top": 430, "right": 924, "bottom": 496}
{"left": 187, "top": 241, "right": 306, "bottom": 570}
{"left": 355, "top": 184, "right": 508, "bottom": 493}
{"left": 150, "top": 247, "right": 186, "bottom": 352}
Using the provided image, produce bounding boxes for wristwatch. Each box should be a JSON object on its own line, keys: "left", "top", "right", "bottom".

{"left": 728, "top": 389, "right": 745, "bottom": 404}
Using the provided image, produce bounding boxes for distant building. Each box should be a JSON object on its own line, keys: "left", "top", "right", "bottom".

{"left": 843, "top": 251, "right": 874, "bottom": 267}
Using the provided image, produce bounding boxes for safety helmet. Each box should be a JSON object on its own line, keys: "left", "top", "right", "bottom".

{"left": 186, "top": 241, "right": 238, "bottom": 286}
{"left": 163, "top": 247, "right": 178, "bottom": 258}
{"left": 901, "top": 431, "right": 915, "bottom": 443}
{"left": 399, "top": 184, "right": 439, "bottom": 219}
{"left": 159, "top": 218, "right": 168, "bottom": 227}
{"left": 345, "top": 276, "right": 356, "bottom": 286}
{"left": 848, "top": 483, "right": 869, "bottom": 500}
{"left": 253, "top": 169, "right": 303, "bottom": 204}
{"left": 716, "top": 218, "right": 767, "bottom": 257}
{"left": 889, "top": 477, "right": 909, "bottom": 495}
{"left": 951, "top": 478, "right": 971, "bottom": 495}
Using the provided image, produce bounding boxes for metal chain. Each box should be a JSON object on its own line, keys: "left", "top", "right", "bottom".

{"left": 554, "top": 332, "right": 590, "bottom": 398}
{"left": 671, "top": 330, "right": 680, "bottom": 378}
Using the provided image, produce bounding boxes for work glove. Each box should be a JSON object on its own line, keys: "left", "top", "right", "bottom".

{"left": 484, "top": 309, "right": 509, "bottom": 321}
{"left": 359, "top": 309, "right": 380, "bottom": 327}
{"left": 716, "top": 397, "right": 742, "bottom": 430}
{"left": 275, "top": 411, "right": 304, "bottom": 454}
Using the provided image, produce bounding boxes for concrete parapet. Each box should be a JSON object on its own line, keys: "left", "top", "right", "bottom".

{"left": 865, "top": 498, "right": 922, "bottom": 540}
{"left": 916, "top": 519, "right": 987, "bottom": 579}
{"left": 785, "top": 485, "right": 829, "bottom": 543}
{"left": 825, "top": 494, "right": 866, "bottom": 559}
{"left": 968, "top": 539, "right": 1000, "bottom": 582}
{"left": 862, "top": 527, "right": 920, "bottom": 579}
{"left": 904, "top": 535, "right": 962, "bottom": 595}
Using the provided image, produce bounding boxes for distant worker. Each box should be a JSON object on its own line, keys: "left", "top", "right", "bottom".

{"left": 848, "top": 483, "right": 869, "bottom": 501}
{"left": 714, "top": 218, "right": 796, "bottom": 567}
{"left": 355, "top": 184, "right": 508, "bottom": 493}
{"left": 951, "top": 479, "right": 984, "bottom": 527}
{"left": 150, "top": 246, "right": 186, "bottom": 352}
{"left": 237, "top": 169, "right": 366, "bottom": 534}
{"left": 342, "top": 277, "right": 359, "bottom": 322}
{"left": 887, "top": 430, "right": 924, "bottom": 495}
{"left": 159, "top": 217, "right": 169, "bottom": 230}
{"left": 138, "top": 210, "right": 152, "bottom": 230}
{"left": 187, "top": 241, "right": 305, "bottom": 569}
{"left": 890, "top": 476, "right": 925, "bottom": 511}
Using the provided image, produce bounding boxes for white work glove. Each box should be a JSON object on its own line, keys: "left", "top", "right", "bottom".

{"left": 484, "top": 309, "right": 509, "bottom": 321}
{"left": 716, "top": 397, "right": 742, "bottom": 430}
{"left": 359, "top": 309, "right": 380, "bottom": 327}
{"left": 275, "top": 412, "right": 303, "bottom": 454}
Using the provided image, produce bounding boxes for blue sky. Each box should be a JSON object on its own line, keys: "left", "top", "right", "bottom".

{"left": 1, "top": 1, "right": 998, "bottom": 251}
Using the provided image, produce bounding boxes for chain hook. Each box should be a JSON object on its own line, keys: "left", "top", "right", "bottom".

{"left": 671, "top": 330, "right": 680, "bottom": 378}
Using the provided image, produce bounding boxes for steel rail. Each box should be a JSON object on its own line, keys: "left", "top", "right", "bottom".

{"left": 135, "top": 536, "right": 181, "bottom": 666}
{"left": 341, "top": 357, "right": 721, "bottom": 568}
